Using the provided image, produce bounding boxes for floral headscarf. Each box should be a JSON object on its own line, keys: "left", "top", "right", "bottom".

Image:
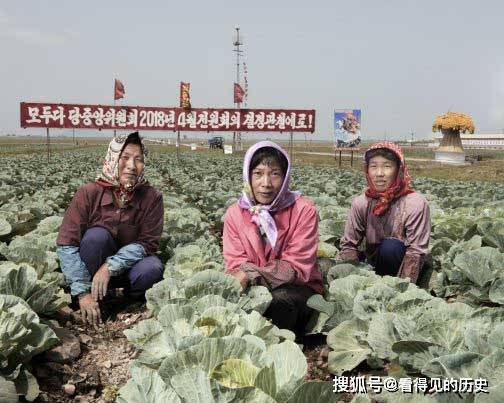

{"left": 364, "top": 141, "right": 414, "bottom": 216}
{"left": 96, "top": 132, "right": 147, "bottom": 206}
{"left": 237, "top": 141, "right": 300, "bottom": 248}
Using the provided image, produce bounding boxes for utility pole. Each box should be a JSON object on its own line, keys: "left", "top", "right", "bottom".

{"left": 233, "top": 26, "right": 244, "bottom": 151}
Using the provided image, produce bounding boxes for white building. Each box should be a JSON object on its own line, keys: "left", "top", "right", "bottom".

{"left": 430, "top": 133, "right": 504, "bottom": 149}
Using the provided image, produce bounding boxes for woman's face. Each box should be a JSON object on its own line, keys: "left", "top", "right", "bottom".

{"left": 250, "top": 160, "right": 284, "bottom": 205}
{"left": 367, "top": 155, "right": 398, "bottom": 192}
{"left": 118, "top": 143, "right": 144, "bottom": 189}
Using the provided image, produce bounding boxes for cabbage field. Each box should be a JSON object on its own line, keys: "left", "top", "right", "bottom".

{"left": 2, "top": 147, "right": 504, "bottom": 402}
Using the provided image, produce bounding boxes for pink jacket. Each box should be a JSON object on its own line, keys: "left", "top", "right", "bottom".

{"left": 223, "top": 196, "right": 324, "bottom": 294}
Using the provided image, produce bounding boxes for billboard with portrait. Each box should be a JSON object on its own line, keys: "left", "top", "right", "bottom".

{"left": 334, "top": 109, "right": 361, "bottom": 148}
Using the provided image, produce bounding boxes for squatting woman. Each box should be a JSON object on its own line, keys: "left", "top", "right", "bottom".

{"left": 222, "top": 141, "right": 323, "bottom": 337}
{"left": 57, "top": 132, "right": 164, "bottom": 325}
{"left": 339, "top": 141, "right": 431, "bottom": 284}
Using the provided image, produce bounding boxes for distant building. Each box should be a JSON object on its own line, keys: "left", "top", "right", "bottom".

{"left": 430, "top": 133, "right": 504, "bottom": 149}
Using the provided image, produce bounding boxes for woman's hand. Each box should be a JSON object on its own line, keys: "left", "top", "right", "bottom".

{"left": 92, "top": 264, "right": 111, "bottom": 301}
{"left": 233, "top": 271, "right": 249, "bottom": 291}
{"left": 78, "top": 293, "right": 102, "bottom": 327}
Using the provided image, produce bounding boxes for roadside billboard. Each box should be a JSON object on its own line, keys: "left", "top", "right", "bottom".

{"left": 334, "top": 109, "right": 361, "bottom": 148}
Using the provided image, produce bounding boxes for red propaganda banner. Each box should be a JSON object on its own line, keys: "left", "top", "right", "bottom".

{"left": 179, "top": 82, "right": 191, "bottom": 109}
{"left": 234, "top": 83, "right": 245, "bottom": 103}
{"left": 20, "top": 103, "right": 315, "bottom": 132}
{"left": 114, "top": 79, "right": 125, "bottom": 100}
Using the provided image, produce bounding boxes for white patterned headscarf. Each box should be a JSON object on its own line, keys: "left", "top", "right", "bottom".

{"left": 96, "top": 132, "right": 147, "bottom": 204}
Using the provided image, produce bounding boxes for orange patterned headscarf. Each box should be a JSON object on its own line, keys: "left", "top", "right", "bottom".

{"left": 364, "top": 141, "right": 414, "bottom": 216}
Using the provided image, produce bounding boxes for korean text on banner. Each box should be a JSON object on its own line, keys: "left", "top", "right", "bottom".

{"left": 20, "top": 103, "right": 316, "bottom": 133}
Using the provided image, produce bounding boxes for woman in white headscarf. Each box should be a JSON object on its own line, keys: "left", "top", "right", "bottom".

{"left": 57, "top": 132, "right": 164, "bottom": 326}
{"left": 223, "top": 141, "right": 323, "bottom": 338}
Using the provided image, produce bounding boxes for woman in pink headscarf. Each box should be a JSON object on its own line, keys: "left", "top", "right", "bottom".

{"left": 223, "top": 141, "right": 323, "bottom": 337}
{"left": 340, "top": 141, "right": 431, "bottom": 284}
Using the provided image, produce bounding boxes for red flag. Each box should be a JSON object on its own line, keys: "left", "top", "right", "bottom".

{"left": 114, "top": 79, "right": 125, "bottom": 100}
{"left": 234, "top": 83, "right": 245, "bottom": 103}
{"left": 180, "top": 82, "right": 191, "bottom": 109}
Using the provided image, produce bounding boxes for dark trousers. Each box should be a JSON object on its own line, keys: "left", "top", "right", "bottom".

{"left": 372, "top": 238, "right": 406, "bottom": 277}
{"left": 79, "top": 227, "right": 163, "bottom": 297}
{"left": 263, "top": 284, "right": 315, "bottom": 338}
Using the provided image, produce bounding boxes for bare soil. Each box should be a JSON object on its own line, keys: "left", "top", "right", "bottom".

{"left": 34, "top": 299, "right": 147, "bottom": 403}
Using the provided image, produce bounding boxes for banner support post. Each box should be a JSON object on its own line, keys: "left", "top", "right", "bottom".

{"left": 46, "top": 127, "right": 51, "bottom": 162}
{"left": 177, "top": 131, "right": 180, "bottom": 161}
{"left": 289, "top": 132, "right": 293, "bottom": 157}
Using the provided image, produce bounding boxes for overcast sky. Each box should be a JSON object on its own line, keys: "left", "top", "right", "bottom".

{"left": 1, "top": 0, "right": 504, "bottom": 141}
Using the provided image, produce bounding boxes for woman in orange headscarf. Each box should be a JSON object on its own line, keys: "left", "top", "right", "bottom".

{"left": 339, "top": 142, "right": 431, "bottom": 283}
